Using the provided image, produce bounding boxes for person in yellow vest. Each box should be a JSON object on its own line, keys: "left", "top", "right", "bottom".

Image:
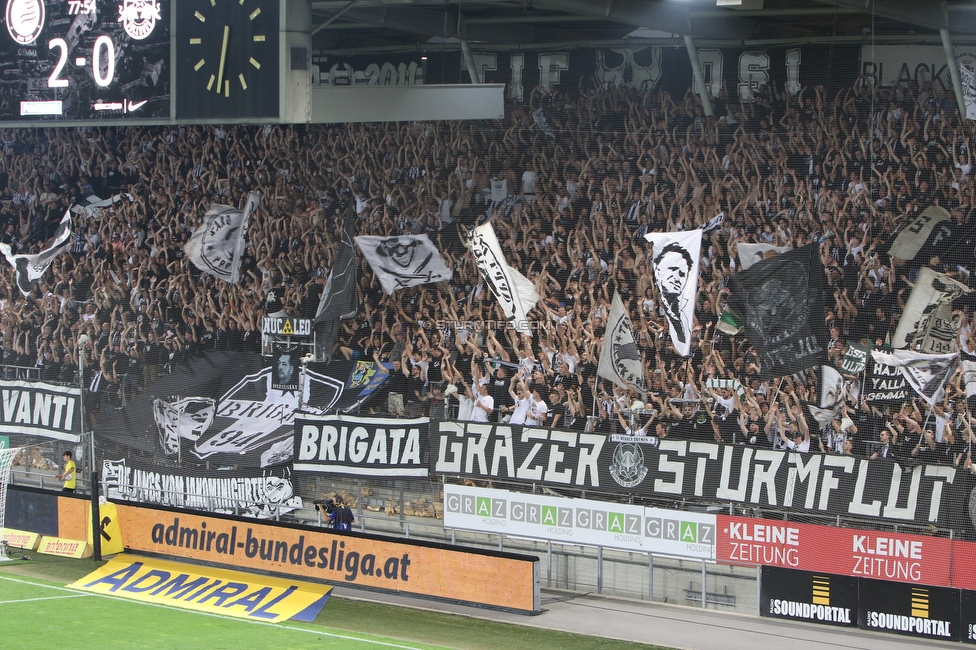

{"left": 56, "top": 451, "right": 76, "bottom": 493}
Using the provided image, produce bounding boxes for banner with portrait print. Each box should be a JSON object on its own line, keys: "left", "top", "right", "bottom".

{"left": 643, "top": 229, "right": 702, "bottom": 357}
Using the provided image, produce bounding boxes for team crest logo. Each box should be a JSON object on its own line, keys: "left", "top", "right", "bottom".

{"left": 609, "top": 442, "right": 647, "bottom": 488}
{"left": 118, "top": 0, "right": 161, "bottom": 40}
{"left": 5, "top": 0, "right": 44, "bottom": 45}
{"left": 350, "top": 361, "right": 376, "bottom": 389}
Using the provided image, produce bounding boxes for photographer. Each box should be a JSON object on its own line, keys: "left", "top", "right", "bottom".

{"left": 331, "top": 496, "right": 355, "bottom": 532}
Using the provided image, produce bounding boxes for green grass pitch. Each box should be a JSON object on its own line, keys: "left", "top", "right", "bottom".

{"left": 0, "top": 553, "right": 666, "bottom": 650}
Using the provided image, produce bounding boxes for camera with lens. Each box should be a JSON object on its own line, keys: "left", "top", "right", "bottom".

{"left": 313, "top": 497, "right": 337, "bottom": 516}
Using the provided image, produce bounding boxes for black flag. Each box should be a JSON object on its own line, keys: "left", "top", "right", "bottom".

{"left": 728, "top": 244, "right": 828, "bottom": 380}
{"left": 314, "top": 205, "right": 359, "bottom": 364}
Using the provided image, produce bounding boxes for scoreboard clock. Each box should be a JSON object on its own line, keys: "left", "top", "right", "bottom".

{"left": 176, "top": 0, "right": 278, "bottom": 119}
{"left": 0, "top": 0, "right": 170, "bottom": 119}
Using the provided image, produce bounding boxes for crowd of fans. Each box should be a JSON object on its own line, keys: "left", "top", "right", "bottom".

{"left": 1, "top": 75, "right": 975, "bottom": 472}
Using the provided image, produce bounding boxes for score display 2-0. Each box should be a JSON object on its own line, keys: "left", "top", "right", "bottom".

{"left": 0, "top": 0, "right": 169, "bottom": 120}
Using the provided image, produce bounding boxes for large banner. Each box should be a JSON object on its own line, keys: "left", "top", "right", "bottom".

{"left": 464, "top": 223, "right": 540, "bottom": 336}
{"left": 294, "top": 415, "right": 429, "bottom": 477}
{"left": 760, "top": 567, "right": 857, "bottom": 627}
{"left": 100, "top": 457, "right": 302, "bottom": 519}
{"left": 355, "top": 235, "right": 452, "bottom": 294}
{"left": 644, "top": 230, "right": 702, "bottom": 357}
{"left": 864, "top": 352, "right": 909, "bottom": 403}
{"left": 443, "top": 484, "right": 715, "bottom": 559}
{"left": 892, "top": 267, "right": 969, "bottom": 353}
{"left": 728, "top": 244, "right": 828, "bottom": 380}
{"left": 311, "top": 45, "right": 860, "bottom": 101}
{"left": 0, "top": 379, "right": 82, "bottom": 442}
{"left": 96, "top": 352, "right": 390, "bottom": 470}
{"left": 115, "top": 502, "right": 541, "bottom": 612}
{"left": 433, "top": 422, "right": 962, "bottom": 528}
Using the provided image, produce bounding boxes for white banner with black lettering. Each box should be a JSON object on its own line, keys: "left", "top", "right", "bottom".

{"left": 184, "top": 192, "right": 259, "bottom": 283}
{"left": 963, "top": 358, "right": 976, "bottom": 399}
{"left": 294, "top": 414, "right": 429, "bottom": 477}
{"left": 0, "top": 379, "right": 81, "bottom": 442}
{"left": 355, "top": 235, "right": 453, "bottom": 294}
{"left": 101, "top": 457, "right": 301, "bottom": 519}
{"left": 598, "top": 291, "right": 646, "bottom": 394}
{"left": 644, "top": 229, "right": 702, "bottom": 357}
{"left": 871, "top": 349, "right": 958, "bottom": 410}
{"left": 464, "top": 223, "right": 540, "bottom": 336}
{"left": 892, "top": 267, "right": 970, "bottom": 353}
{"left": 443, "top": 483, "right": 715, "bottom": 559}
{"left": 888, "top": 206, "right": 951, "bottom": 261}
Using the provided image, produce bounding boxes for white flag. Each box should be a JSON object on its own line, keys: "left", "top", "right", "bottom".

{"left": 702, "top": 213, "right": 724, "bottom": 233}
{"left": 598, "top": 291, "right": 646, "bottom": 395}
{"left": 184, "top": 192, "right": 259, "bottom": 283}
{"left": 355, "top": 235, "right": 453, "bottom": 295}
{"left": 465, "top": 223, "right": 540, "bottom": 336}
{"left": 889, "top": 206, "right": 951, "bottom": 261}
{"left": 0, "top": 210, "right": 72, "bottom": 296}
{"left": 960, "top": 64, "right": 976, "bottom": 121}
{"left": 871, "top": 349, "right": 958, "bottom": 409}
{"left": 737, "top": 243, "right": 792, "bottom": 270}
{"left": 962, "top": 358, "right": 976, "bottom": 399}
{"left": 644, "top": 229, "right": 702, "bottom": 357}
{"left": 892, "top": 267, "right": 970, "bottom": 353}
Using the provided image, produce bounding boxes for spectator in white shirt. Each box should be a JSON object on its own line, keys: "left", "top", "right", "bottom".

{"left": 472, "top": 380, "right": 494, "bottom": 423}
{"left": 525, "top": 385, "right": 548, "bottom": 426}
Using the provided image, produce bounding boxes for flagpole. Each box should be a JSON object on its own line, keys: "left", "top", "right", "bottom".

{"left": 79, "top": 340, "right": 101, "bottom": 562}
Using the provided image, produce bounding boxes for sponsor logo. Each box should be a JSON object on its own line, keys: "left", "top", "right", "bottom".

{"left": 5, "top": 0, "right": 43, "bottom": 45}
{"left": 768, "top": 575, "right": 852, "bottom": 624}
{"left": 118, "top": 0, "right": 161, "bottom": 40}
{"left": 851, "top": 534, "right": 923, "bottom": 582}
{"left": 866, "top": 607, "right": 951, "bottom": 638}
{"left": 609, "top": 442, "right": 647, "bottom": 488}
{"left": 726, "top": 521, "right": 801, "bottom": 567}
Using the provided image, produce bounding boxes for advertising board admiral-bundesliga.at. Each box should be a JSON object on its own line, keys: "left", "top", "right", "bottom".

{"left": 432, "top": 423, "right": 959, "bottom": 528}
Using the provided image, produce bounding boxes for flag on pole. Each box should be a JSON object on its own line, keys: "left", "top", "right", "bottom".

{"left": 355, "top": 235, "right": 452, "bottom": 294}
{"left": 960, "top": 64, "right": 976, "bottom": 121}
{"left": 644, "top": 229, "right": 702, "bottom": 357}
{"left": 736, "top": 243, "right": 791, "bottom": 270}
{"left": 727, "top": 244, "right": 829, "bottom": 380}
{"left": 184, "top": 192, "right": 259, "bottom": 283}
{"left": 598, "top": 291, "right": 646, "bottom": 395}
{"left": 0, "top": 210, "right": 72, "bottom": 296}
{"left": 871, "top": 349, "right": 958, "bottom": 409}
{"left": 464, "top": 222, "right": 540, "bottom": 336}
{"left": 892, "top": 267, "right": 970, "bottom": 353}
{"left": 315, "top": 204, "right": 360, "bottom": 325}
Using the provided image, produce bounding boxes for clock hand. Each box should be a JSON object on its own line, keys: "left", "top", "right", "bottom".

{"left": 216, "top": 24, "right": 230, "bottom": 94}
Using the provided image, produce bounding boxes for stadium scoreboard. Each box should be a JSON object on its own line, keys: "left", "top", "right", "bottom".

{"left": 0, "top": 0, "right": 170, "bottom": 120}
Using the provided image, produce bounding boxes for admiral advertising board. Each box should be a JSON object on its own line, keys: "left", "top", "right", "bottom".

{"left": 114, "top": 502, "right": 540, "bottom": 612}
{"left": 433, "top": 422, "right": 962, "bottom": 529}
{"left": 443, "top": 484, "right": 715, "bottom": 560}
{"left": 760, "top": 567, "right": 857, "bottom": 627}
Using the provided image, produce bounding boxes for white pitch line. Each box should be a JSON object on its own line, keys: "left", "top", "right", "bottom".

{"left": 0, "top": 573, "right": 430, "bottom": 650}
{"left": 0, "top": 593, "right": 91, "bottom": 605}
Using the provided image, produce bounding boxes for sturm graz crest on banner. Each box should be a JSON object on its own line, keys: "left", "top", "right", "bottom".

{"left": 609, "top": 442, "right": 647, "bottom": 488}
{"left": 607, "top": 304, "right": 645, "bottom": 393}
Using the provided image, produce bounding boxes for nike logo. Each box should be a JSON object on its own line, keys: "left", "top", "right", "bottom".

{"left": 126, "top": 99, "right": 148, "bottom": 112}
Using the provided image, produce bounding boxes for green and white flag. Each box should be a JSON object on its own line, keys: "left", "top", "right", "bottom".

{"left": 840, "top": 342, "right": 872, "bottom": 374}
{"left": 716, "top": 306, "right": 744, "bottom": 335}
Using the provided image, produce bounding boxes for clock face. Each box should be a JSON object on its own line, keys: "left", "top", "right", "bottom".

{"left": 176, "top": 0, "right": 278, "bottom": 119}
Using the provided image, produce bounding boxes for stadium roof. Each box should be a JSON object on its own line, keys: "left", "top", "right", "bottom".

{"left": 310, "top": 0, "right": 976, "bottom": 57}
